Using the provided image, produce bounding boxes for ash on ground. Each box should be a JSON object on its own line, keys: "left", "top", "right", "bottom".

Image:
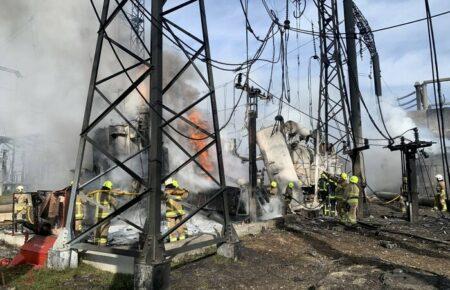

{"left": 171, "top": 200, "right": 450, "bottom": 289}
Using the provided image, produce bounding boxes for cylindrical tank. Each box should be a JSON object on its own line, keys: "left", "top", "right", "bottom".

{"left": 0, "top": 195, "right": 13, "bottom": 205}
{"left": 0, "top": 204, "right": 13, "bottom": 213}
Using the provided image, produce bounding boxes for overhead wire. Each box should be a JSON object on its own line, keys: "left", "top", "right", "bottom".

{"left": 424, "top": 0, "right": 450, "bottom": 200}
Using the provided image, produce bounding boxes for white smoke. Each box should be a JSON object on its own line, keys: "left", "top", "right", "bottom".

{"left": 363, "top": 98, "right": 443, "bottom": 192}
{"left": 0, "top": 1, "right": 100, "bottom": 190}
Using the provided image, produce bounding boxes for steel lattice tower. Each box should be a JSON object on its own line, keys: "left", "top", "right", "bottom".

{"left": 130, "top": 0, "right": 145, "bottom": 56}
{"left": 316, "top": 0, "right": 352, "bottom": 166}
{"left": 60, "top": 1, "right": 238, "bottom": 287}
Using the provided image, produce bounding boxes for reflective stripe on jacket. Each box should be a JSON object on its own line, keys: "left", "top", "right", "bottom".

{"left": 165, "top": 188, "right": 188, "bottom": 218}
{"left": 95, "top": 191, "right": 112, "bottom": 219}
{"left": 75, "top": 196, "right": 84, "bottom": 220}
{"left": 345, "top": 183, "right": 359, "bottom": 205}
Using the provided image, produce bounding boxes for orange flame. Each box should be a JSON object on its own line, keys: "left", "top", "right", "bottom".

{"left": 187, "top": 110, "right": 214, "bottom": 173}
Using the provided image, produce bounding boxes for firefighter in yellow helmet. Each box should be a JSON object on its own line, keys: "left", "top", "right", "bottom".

{"left": 283, "top": 182, "right": 295, "bottom": 215}
{"left": 434, "top": 174, "right": 447, "bottom": 212}
{"left": 335, "top": 172, "right": 348, "bottom": 220}
{"left": 164, "top": 178, "right": 189, "bottom": 242}
{"left": 94, "top": 180, "right": 117, "bottom": 246}
{"left": 269, "top": 181, "right": 278, "bottom": 196}
{"left": 344, "top": 176, "right": 360, "bottom": 224}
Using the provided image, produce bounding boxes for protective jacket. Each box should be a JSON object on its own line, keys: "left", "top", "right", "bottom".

{"left": 344, "top": 183, "right": 360, "bottom": 206}
{"left": 75, "top": 195, "right": 84, "bottom": 220}
{"left": 95, "top": 190, "right": 117, "bottom": 219}
{"left": 165, "top": 188, "right": 188, "bottom": 218}
{"left": 436, "top": 180, "right": 446, "bottom": 196}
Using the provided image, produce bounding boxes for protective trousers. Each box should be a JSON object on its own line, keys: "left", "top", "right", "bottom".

{"left": 347, "top": 203, "right": 358, "bottom": 224}
{"left": 167, "top": 216, "right": 186, "bottom": 242}
{"left": 95, "top": 222, "right": 110, "bottom": 246}
{"left": 434, "top": 192, "right": 447, "bottom": 212}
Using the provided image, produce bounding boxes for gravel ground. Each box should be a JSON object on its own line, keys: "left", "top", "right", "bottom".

{"left": 171, "top": 202, "right": 450, "bottom": 289}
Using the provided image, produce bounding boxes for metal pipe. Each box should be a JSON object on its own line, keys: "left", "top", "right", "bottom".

{"left": 0, "top": 204, "right": 12, "bottom": 213}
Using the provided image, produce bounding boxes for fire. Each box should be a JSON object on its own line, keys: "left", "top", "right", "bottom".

{"left": 187, "top": 110, "right": 214, "bottom": 173}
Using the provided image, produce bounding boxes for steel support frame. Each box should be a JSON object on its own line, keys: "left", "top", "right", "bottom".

{"left": 66, "top": 0, "right": 152, "bottom": 248}
{"left": 316, "top": 0, "right": 352, "bottom": 173}
{"left": 136, "top": 0, "right": 234, "bottom": 282}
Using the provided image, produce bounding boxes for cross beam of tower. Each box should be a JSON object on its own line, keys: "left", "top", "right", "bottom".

{"left": 59, "top": 1, "right": 237, "bottom": 288}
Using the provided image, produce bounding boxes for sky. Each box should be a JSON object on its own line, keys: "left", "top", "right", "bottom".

{"left": 0, "top": 0, "right": 449, "bottom": 190}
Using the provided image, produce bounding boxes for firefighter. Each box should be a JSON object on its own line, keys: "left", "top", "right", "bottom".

{"left": 344, "top": 176, "right": 360, "bottom": 224}
{"left": 269, "top": 181, "right": 278, "bottom": 196}
{"left": 327, "top": 175, "right": 338, "bottom": 217}
{"left": 335, "top": 172, "right": 348, "bottom": 220}
{"left": 94, "top": 180, "right": 117, "bottom": 246}
{"left": 317, "top": 173, "right": 329, "bottom": 203}
{"left": 14, "top": 185, "right": 30, "bottom": 222}
{"left": 75, "top": 194, "right": 85, "bottom": 234}
{"left": 399, "top": 176, "right": 408, "bottom": 213}
{"left": 283, "top": 182, "right": 294, "bottom": 215}
{"left": 164, "top": 178, "right": 189, "bottom": 242}
{"left": 434, "top": 174, "right": 447, "bottom": 212}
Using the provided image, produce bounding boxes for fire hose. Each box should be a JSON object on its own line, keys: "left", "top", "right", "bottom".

{"left": 80, "top": 192, "right": 143, "bottom": 232}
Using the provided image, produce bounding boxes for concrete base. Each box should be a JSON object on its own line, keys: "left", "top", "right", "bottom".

{"left": 47, "top": 248, "right": 78, "bottom": 269}
{"left": 134, "top": 260, "right": 171, "bottom": 290}
{"left": 217, "top": 241, "right": 240, "bottom": 261}
{"left": 82, "top": 251, "right": 135, "bottom": 274}
{"left": 47, "top": 227, "right": 77, "bottom": 269}
{"left": 75, "top": 220, "right": 277, "bottom": 274}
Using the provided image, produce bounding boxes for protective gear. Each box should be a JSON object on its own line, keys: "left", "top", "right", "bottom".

{"left": 103, "top": 180, "right": 113, "bottom": 190}
{"left": 349, "top": 176, "right": 359, "bottom": 184}
{"left": 164, "top": 178, "right": 179, "bottom": 188}
{"left": 283, "top": 185, "right": 293, "bottom": 215}
{"left": 165, "top": 185, "right": 189, "bottom": 242}
{"left": 318, "top": 174, "right": 329, "bottom": 202}
{"left": 94, "top": 186, "right": 117, "bottom": 245}
{"left": 75, "top": 195, "right": 84, "bottom": 233}
{"left": 16, "top": 185, "right": 24, "bottom": 193}
{"left": 335, "top": 178, "right": 347, "bottom": 220}
{"left": 340, "top": 172, "right": 348, "bottom": 181}
{"left": 435, "top": 174, "right": 444, "bottom": 181}
{"left": 270, "top": 181, "right": 277, "bottom": 188}
{"left": 14, "top": 193, "right": 31, "bottom": 223}
{"left": 288, "top": 182, "right": 295, "bottom": 189}
{"left": 344, "top": 183, "right": 360, "bottom": 224}
{"left": 435, "top": 180, "right": 447, "bottom": 212}
{"left": 164, "top": 178, "right": 174, "bottom": 187}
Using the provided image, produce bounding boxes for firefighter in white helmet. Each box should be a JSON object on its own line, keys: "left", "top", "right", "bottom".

{"left": 164, "top": 178, "right": 189, "bottom": 242}
{"left": 14, "top": 185, "right": 31, "bottom": 223}
{"left": 434, "top": 174, "right": 447, "bottom": 212}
